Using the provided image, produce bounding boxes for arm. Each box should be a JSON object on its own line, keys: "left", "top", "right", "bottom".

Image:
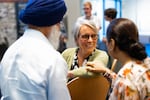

{"left": 67, "top": 66, "right": 100, "bottom": 79}
{"left": 86, "top": 61, "right": 116, "bottom": 82}
{"left": 67, "top": 50, "right": 109, "bottom": 79}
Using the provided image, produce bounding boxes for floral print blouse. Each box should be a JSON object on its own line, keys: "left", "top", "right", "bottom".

{"left": 108, "top": 58, "right": 150, "bottom": 100}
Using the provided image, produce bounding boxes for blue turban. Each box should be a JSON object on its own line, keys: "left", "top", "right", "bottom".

{"left": 19, "top": 0, "right": 67, "bottom": 26}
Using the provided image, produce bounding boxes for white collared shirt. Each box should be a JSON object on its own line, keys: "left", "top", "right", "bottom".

{"left": 76, "top": 15, "right": 101, "bottom": 30}
{"left": 0, "top": 28, "right": 71, "bottom": 100}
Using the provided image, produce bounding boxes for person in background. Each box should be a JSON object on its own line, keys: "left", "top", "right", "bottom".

{"left": 102, "top": 8, "right": 117, "bottom": 50}
{"left": 0, "top": 33, "right": 9, "bottom": 61}
{"left": 86, "top": 18, "right": 150, "bottom": 100}
{"left": 104, "top": 8, "right": 117, "bottom": 22}
{"left": 0, "top": 0, "right": 71, "bottom": 100}
{"left": 62, "top": 21, "right": 108, "bottom": 81}
{"left": 57, "top": 33, "right": 68, "bottom": 53}
{"left": 75, "top": 1, "right": 101, "bottom": 49}
{"left": 76, "top": 1, "right": 101, "bottom": 30}
{"left": 0, "top": 31, "right": 9, "bottom": 98}
{"left": 99, "top": 8, "right": 117, "bottom": 51}
{"left": 57, "top": 21, "right": 68, "bottom": 53}
{"left": 102, "top": 8, "right": 120, "bottom": 72}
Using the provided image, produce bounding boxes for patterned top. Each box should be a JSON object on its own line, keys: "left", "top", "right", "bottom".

{"left": 108, "top": 59, "right": 150, "bottom": 100}
{"left": 70, "top": 48, "right": 94, "bottom": 70}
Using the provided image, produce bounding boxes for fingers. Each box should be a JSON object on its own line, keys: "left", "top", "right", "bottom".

{"left": 86, "top": 61, "right": 95, "bottom": 67}
{"left": 86, "top": 61, "right": 105, "bottom": 68}
{"left": 67, "top": 71, "right": 74, "bottom": 78}
{"left": 86, "top": 66, "right": 93, "bottom": 71}
{"left": 86, "top": 67, "right": 102, "bottom": 73}
{"left": 86, "top": 61, "right": 106, "bottom": 73}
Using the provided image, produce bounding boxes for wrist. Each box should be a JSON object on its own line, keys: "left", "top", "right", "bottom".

{"left": 103, "top": 68, "right": 112, "bottom": 83}
{"left": 103, "top": 68, "right": 110, "bottom": 74}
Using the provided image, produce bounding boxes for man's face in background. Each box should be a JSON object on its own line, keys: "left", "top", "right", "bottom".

{"left": 83, "top": 4, "right": 92, "bottom": 18}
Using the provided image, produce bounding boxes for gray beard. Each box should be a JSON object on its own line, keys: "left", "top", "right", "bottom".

{"left": 48, "top": 25, "right": 60, "bottom": 50}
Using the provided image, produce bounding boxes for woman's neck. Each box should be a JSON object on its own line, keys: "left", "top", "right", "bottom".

{"left": 118, "top": 52, "right": 133, "bottom": 66}
{"left": 78, "top": 49, "right": 92, "bottom": 59}
{"left": 77, "top": 49, "right": 93, "bottom": 66}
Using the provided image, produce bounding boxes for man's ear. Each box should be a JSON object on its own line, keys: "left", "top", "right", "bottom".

{"left": 109, "top": 39, "right": 115, "bottom": 51}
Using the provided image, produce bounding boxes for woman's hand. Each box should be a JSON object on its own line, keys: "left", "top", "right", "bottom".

{"left": 86, "top": 61, "right": 109, "bottom": 73}
{"left": 67, "top": 71, "right": 75, "bottom": 78}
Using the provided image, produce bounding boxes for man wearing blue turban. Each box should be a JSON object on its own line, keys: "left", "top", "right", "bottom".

{"left": 0, "top": 0, "right": 71, "bottom": 100}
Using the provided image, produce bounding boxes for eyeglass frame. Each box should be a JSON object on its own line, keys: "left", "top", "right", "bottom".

{"left": 79, "top": 34, "right": 98, "bottom": 40}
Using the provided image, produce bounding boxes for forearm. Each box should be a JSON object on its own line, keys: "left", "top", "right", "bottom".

{"left": 68, "top": 67, "right": 99, "bottom": 78}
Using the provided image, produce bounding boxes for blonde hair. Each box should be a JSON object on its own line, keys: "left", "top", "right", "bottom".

{"left": 84, "top": 1, "right": 92, "bottom": 9}
{"left": 73, "top": 21, "right": 98, "bottom": 42}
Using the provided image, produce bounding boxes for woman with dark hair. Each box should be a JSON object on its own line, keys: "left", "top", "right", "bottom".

{"left": 86, "top": 18, "right": 150, "bottom": 100}
{"left": 104, "top": 8, "right": 117, "bottom": 22}
{"left": 57, "top": 33, "right": 68, "bottom": 53}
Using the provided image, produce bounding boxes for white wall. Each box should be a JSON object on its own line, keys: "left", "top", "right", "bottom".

{"left": 65, "top": 0, "right": 81, "bottom": 47}
{"left": 122, "top": 0, "right": 150, "bottom": 44}
{"left": 65, "top": 0, "right": 150, "bottom": 47}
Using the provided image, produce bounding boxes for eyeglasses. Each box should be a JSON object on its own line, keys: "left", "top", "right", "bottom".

{"left": 83, "top": 8, "right": 90, "bottom": 10}
{"left": 80, "top": 34, "right": 98, "bottom": 40}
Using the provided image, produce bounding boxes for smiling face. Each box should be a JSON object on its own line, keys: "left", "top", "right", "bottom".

{"left": 77, "top": 24, "right": 98, "bottom": 54}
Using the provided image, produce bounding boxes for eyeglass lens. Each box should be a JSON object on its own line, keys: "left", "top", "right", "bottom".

{"left": 80, "top": 34, "right": 98, "bottom": 40}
